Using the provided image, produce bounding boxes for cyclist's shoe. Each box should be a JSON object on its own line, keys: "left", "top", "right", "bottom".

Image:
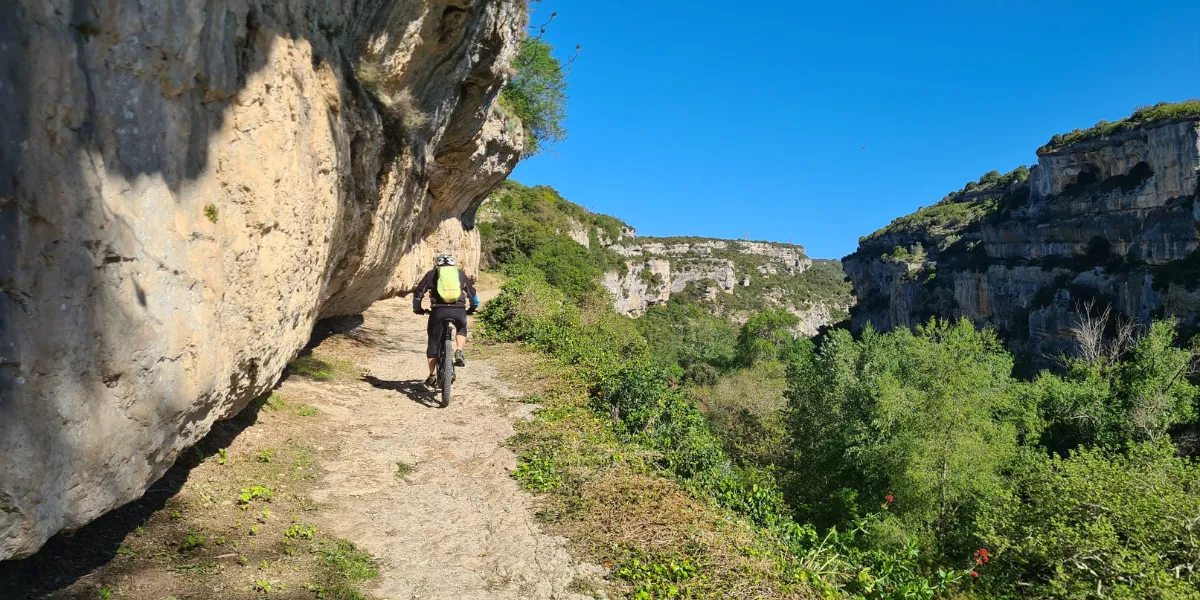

{"left": 454, "top": 350, "right": 466, "bottom": 367}
{"left": 423, "top": 374, "right": 438, "bottom": 388}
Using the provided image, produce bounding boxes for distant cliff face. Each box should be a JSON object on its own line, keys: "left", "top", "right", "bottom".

{"left": 0, "top": 0, "right": 524, "bottom": 559}
{"left": 845, "top": 114, "right": 1200, "bottom": 358}
{"left": 604, "top": 238, "right": 851, "bottom": 336}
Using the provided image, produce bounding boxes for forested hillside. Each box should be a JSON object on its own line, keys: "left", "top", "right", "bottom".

{"left": 478, "top": 181, "right": 854, "bottom": 335}
{"left": 476, "top": 104, "right": 1200, "bottom": 598}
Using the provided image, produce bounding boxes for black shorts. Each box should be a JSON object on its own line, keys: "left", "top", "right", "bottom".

{"left": 427, "top": 305, "right": 467, "bottom": 358}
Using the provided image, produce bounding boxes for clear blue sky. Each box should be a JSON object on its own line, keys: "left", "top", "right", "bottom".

{"left": 510, "top": 1, "right": 1200, "bottom": 258}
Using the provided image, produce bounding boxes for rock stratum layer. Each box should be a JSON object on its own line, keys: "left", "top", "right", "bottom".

{"left": 604, "top": 237, "right": 852, "bottom": 336}
{"left": 845, "top": 116, "right": 1200, "bottom": 359}
{"left": 0, "top": 0, "right": 524, "bottom": 559}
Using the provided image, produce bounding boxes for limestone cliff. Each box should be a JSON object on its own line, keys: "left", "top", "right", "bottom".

{"left": 845, "top": 109, "right": 1200, "bottom": 359}
{"left": 0, "top": 0, "right": 525, "bottom": 559}
{"left": 605, "top": 238, "right": 852, "bottom": 336}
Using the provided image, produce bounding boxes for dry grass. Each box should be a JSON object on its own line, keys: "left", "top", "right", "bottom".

{"left": 489, "top": 338, "right": 821, "bottom": 599}
{"left": 0, "top": 391, "right": 379, "bottom": 599}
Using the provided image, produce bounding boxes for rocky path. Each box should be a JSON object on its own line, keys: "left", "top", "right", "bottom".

{"left": 281, "top": 293, "right": 601, "bottom": 600}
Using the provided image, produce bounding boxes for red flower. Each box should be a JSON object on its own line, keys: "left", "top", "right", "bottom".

{"left": 973, "top": 548, "right": 990, "bottom": 565}
{"left": 885, "top": 494, "right": 894, "bottom": 504}
{"left": 971, "top": 570, "right": 979, "bottom": 578}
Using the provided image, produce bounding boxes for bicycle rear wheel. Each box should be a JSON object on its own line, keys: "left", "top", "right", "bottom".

{"left": 440, "top": 332, "right": 454, "bottom": 407}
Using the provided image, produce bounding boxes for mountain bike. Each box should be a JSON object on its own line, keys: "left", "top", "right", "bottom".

{"left": 434, "top": 316, "right": 456, "bottom": 407}
{"left": 416, "top": 309, "right": 460, "bottom": 407}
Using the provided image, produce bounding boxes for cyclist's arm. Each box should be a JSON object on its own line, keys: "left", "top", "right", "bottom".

{"left": 412, "top": 270, "right": 434, "bottom": 312}
{"left": 462, "top": 270, "right": 480, "bottom": 312}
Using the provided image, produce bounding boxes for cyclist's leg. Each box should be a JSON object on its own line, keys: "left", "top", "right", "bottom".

{"left": 426, "top": 311, "right": 441, "bottom": 376}
{"left": 451, "top": 308, "right": 468, "bottom": 365}
{"left": 456, "top": 312, "right": 468, "bottom": 351}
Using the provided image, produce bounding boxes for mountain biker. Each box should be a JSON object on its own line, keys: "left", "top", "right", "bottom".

{"left": 412, "top": 253, "right": 480, "bottom": 388}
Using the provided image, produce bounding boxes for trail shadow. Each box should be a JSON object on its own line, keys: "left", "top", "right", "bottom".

{"left": 362, "top": 375, "right": 443, "bottom": 408}
{"left": 0, "top": 396, "right": 270, "bottom": 597}
{"left": 307, "top": 314, "right": 366, "bottom": 350}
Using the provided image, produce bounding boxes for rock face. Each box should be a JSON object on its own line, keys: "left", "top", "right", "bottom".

{"left": 844, "top": 117, "right": 1200, "bottom": 358}
{"left": 0, "top": 0, "right": 524, "bottom": 559}
{"left": 602, "top": 237, "right": 851, "bottom": 335}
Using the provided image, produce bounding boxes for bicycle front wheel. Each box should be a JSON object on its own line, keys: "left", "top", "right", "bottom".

{"left": 440, "top": 335, "right": 454, "bottom": 407}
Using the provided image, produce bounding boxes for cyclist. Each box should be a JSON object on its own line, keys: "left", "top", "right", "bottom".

{"left": 412, "top": 253, "right": 479, "bottom": 388}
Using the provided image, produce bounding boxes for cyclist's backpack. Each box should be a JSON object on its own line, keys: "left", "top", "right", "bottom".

{"left": 435, "top": 266, "right": 461, "bottom": 303}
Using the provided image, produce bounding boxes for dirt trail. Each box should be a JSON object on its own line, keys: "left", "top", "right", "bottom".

{"left": 285, "top": 291, "right": 602, "bottom": 600}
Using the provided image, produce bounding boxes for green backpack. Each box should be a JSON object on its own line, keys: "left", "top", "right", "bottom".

{"left": 436, "top": 266, "right": 461, "bottom": 303}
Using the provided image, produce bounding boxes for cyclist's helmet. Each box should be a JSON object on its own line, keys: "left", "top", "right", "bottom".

{"left": 435, "top": 253, "right": 457, "bottom": 267}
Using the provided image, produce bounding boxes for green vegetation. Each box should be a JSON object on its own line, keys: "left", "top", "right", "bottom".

{"left": 312, "top": 539, "right": 379, "bottom": 600}
{"left": 482, "top": 239, "right": 1200, "bottom": 597}
{"left": 861, "top": 166, "right": 1029, "bottom": 246}
{"left": 178, "top": 530, "right": 206, "bottom": 552}
{"left": 635, "top": 299, "right": 737, "bottom": 384}
{"left": 238, "top": 485, "right": 274, "bottom": 506}
{"left": 394, "top": 461, "right": 415, "bottom": 478}
{"left": 500, "top": 36, "right": 570, "bottom": 155}
{"left": 286, "top": 353, "right": 359, "bottom": 381}
{"left": 479, "top": 181, "right": 627, "bottom": 298}
{"left": 1042, "top": 100, "right": 1200, "bottom": 152}
{"left": 203, "top": 203, "right": 219, "bottom": 224}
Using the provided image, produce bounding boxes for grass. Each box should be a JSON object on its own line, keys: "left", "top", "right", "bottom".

{"left": 491, "top": 342, "right": 832, "bottom": 598}
{"left": 287, "top": 353, "right": 360, "bottom": 381}
{"left": 11, "top": 385, "right": 379, "bottom": 599}
{"left": 203, "top": 203, "right": 219, "bottom": 224}
{"left": 394, "top": 461, "right": 415, "bottom": 479}
{"left": 355, "top": 58, "right": 384, "bottom": 97}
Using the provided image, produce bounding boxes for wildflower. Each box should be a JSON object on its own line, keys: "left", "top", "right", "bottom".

{"left": 973, "top": 548, "right": 990, "bottom": 564}
{"left": 885, "top": 494, "right": 894, "bottom": 504}
{"left": 971, "top": 570, "right": 979, "bottom": 578}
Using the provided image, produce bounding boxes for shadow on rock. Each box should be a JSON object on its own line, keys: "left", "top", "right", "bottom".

{"left": 0, "top": 396, "right": 270, "bottom": 598}
{"left": 362, "top": 375, "right": 443, "bottom": 408}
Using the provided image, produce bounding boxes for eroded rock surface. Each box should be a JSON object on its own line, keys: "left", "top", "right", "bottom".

{"left": 0, "top": 0, "right": 524, "bottom": 559}
{"left": 844, "top": 118, "right": 1200, "bottom": 357}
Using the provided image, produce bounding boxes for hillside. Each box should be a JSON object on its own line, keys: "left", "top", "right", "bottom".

{"left": 479, "top": 181, "right": 854, "bottom": 334}
{"left": 844, "top": 100, "right": 1200, "bottom": 360}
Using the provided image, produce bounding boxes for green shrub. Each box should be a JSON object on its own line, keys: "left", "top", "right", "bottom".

{"left": 1033, "top": 320, "right": 1198, "bottom": 451}
{"left": 734, "top": 308, "right": 802, "bottom": 367}
{"left": 786, "top": 319, "right": 1037, "bottom": 552}
{"left": 500, "top": 37, "right": 568, "bottom": 155}
{"left": 1042, "top": 100, "right": 1200, "bottom": 152}
{"left": 698, "top": 361, "right": 789, "bottom": 467}
{"left": 636, "top": 299, "right": 738, "bottom": 377}
{"left": 976, "top": 440, "right": 1200, "bottom": 598}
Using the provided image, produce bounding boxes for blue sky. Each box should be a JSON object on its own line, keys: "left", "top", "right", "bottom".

{"left": 510, "top": 1, "right": 1200, "bottom": 259}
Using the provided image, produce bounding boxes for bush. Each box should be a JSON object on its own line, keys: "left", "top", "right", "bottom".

{"left": 636, "top": 299, "right": 738, "bottom": 377}
{"left": 734, "top": 308, "right": 802, "bottom": 367}
{"left": 1033, "top": 320, "right": 1199, "bottom": 451}
{"left": 976, "top": 441, "right": 1200, "bottom": 598}
{"left": 1042, "top": 100, "right": 1200, "bottom": 152}
{"left": 500, "top": 37, "right": 568, "bottom": 155}
{"left": 785, "top": 320, "right": 1037, "bottom": 553}
{"left": 698, "top": 362, "right": 789, "bottom": 467}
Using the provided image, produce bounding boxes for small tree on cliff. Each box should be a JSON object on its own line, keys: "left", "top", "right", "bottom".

{"left": 501, "top": 9, "right": 578, "bottom": 156}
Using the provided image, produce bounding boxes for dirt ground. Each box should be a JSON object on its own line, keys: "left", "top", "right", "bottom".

{"left": 0, "top": 285, "right": 605, "bottom": 599}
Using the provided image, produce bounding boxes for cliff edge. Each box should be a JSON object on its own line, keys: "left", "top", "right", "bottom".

{"left": 0, "top": 0, "right": 525, "bottom": 559}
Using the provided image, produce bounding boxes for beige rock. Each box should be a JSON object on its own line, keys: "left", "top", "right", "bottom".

{"left": 0, "top": 0, "right": 525, "bottom": 559}
{"left": 844, "top": 118, "right": 1200, "bottom": 357}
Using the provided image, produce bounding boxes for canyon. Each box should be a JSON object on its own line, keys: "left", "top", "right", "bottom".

{"left": 844, "top": 111, "right": 1200, "bottom": 361}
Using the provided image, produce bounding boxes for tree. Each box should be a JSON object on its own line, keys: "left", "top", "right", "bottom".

{"left": 734, "top": 308, "right": 800, "bottom": 367}
{"left": 501, "top": 37, "right": 570, "bottom": 155}
{"left": 786, "top": 320, "right": 1036, "bottom": 552}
